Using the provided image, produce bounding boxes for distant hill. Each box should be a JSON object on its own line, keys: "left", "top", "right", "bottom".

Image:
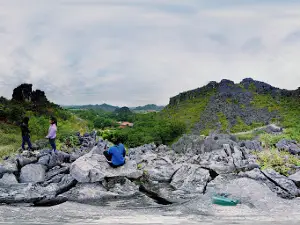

{"left": 162, "top": 78, "right": 300, "bottom": 136}
{"left": 64, "top": 103, "right": 164, "bottom": 113}
{"left": 63, "top": 103, "right": 119, "bottom": 112}
{"left": 132, "top": 104, "right": 164, "bottom": 112}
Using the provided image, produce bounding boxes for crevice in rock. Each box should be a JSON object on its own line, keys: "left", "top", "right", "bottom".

{"left": 260, "top": 170, "right": 292, "bottom": 195}
{"left": 200, "top": 167, "right": 219, "bottom": 180}
{"left": 200, "top": 167, "right": 219, "bottom": 194}
{"left": 168, "top": 168, "right": 181, "bottom": 183}
{"left": 55, "top": 179, "right": 78, "bottom": 196}
{"left": 139, "top": 185, "right": 173, "bottom": 205}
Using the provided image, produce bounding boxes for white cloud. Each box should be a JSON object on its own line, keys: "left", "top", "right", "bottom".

{"left": 0, "top": 0, "right": 299, "bottom": 106}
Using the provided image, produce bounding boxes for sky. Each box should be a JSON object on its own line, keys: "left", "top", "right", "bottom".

{"left": 0, "top": 0, "right": 300, "bottom": 107}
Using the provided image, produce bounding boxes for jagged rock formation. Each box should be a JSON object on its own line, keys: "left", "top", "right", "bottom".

{"left": 12, "top": 83, "right": 49, "bottom": 104}
{"left": 1, "top": 132, "right": 300, "bottom": 209}
{"left": 169, "top": 78, "right": 299, "bottom": 106}
{"left": 165, "top": 78, "right": 299, "bottom": 134}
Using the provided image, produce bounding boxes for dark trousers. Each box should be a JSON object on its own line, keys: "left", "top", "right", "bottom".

{"left": 22, "top": 136, "right": 32, "bottom": 150}
{"left": 103, "top": 151, "right": 125, "bottom": 168}
{"left": 49, "top": 138, "right": 56, "bottom": 151}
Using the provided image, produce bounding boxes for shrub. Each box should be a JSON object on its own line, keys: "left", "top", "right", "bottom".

{"left": 254, "top": 148, "right": 300, "bottom": 176}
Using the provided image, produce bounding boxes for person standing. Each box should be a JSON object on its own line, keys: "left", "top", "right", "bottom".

{"left": 20, "top": 117, "right": 32, "bottom": 151}
{"left": 46, "top": 116, "right": 57, "bottom": 153}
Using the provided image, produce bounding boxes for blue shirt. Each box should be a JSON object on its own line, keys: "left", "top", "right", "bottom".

{"left": 108, "top": 144, "right": 126, "bottom": 166}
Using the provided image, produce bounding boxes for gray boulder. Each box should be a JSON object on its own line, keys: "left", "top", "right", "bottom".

{"left": 289, "top": 171, "right": 300, "bottom": 188}
{"left": 0, "top": 161, "right": 18, "bottom": 177}
{"left": 265, "top": 124, "right": 283, "bottom": 134}
{"left": 0, "top": 173, "right": 18, "bottom": 185}
{"left": 239, "top": 140, "right": 262, "bottom": 151}
{"left": 62, "top": 182, "right": 118, "bottom": 203}
{"left": 44, "top": 174, "right": 65, "bottom": 184}
{"left": 0, "top": 184, "right": 45, "bottom": 204}
{"left": 205, "top": 175, "right": 291, "bottom": 210}
{"left": 140, "top": 179, "right": 198, "bottom": 203}
{"left": 171, "top": 164, "right": 211, "bottom": 193}
{"left": 240, "top": 168, "right": 297, "bottom": 199}
{"left": 262, "top": 169, "right": 300, "bottom": 197}
{"left": 172, "top": 134, "right": 204, "bottom": 155}
{"left": 103, "top": 177, "right": 139, "bottom": 196}
{"left": 16, "top": 156, "right": 38, "bottom": 168}
{"left": 20, "top": 164, "right": 46, "bottom": 183}
{"left": 128, "top": 143, "right": 156, "bottom": 162}
{"left": 70, "top": 154, "right": 142, "bottom": 183}
{"left": 276, "top": 139, "right": 300, "bottom": 155}
{"left": 0, "top": 174, "right": 76, "bottom": 205}
{"left": 45, "top": 166, "right": 69, "bottom": 181}
{"left": 144, "top": 157, "right": 180, "bottom": 182}
{"left": 38, "top": 152, "right": 67, "bottom": 169}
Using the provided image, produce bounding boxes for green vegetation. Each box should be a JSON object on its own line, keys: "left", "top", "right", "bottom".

{"left": 217, "top": 113, "right": 229, "bottom": 133}
{"left": 254, "top": 148, "right": 300, "bottom": 176}
{"left": 0, "top": 113, "right": 89, "bottom": 159}
{"left": 161, "top": 94, "right": 213, "bottom": 131}
{"left": 70, "top": 105, "right": 186, "bottom": 148}
{"left": 0, "top": 83, "right": 90, "bottom": 158}
{"left": 231, "top": 117, "right": 264, "bottom": 133}
{"left": 251, "top": 94, "right": 300, "bottom": 145}
{"left": 95, "top": 112, "right": 185, "bottom": 148}
{"left": 235, "top": 129, "right": 266, "bottom": 141}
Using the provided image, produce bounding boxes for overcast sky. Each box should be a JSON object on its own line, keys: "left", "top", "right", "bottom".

{"left": 0, "top": 0, "right": 299, "bottom": 106}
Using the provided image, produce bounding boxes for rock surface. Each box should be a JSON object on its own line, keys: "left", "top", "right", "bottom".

{"left": 171, "top": 164, "right": 211, "bottom": 193}
{"left": 20, "top": 164, "right": 46, "bottom": 183}
{"left": 276, "top": 139, "right": 300, "bottom": 155}
{"left": 289, "top": 171, "right": 300, "bottom": 187}
{"left": 0, "top": 132, "right": 300, "bottom": 210}
{"left": 0, "top": 173, "right": 18, "bottom": 185}
{"left": 70, "top": 154, "right": 142, "bottom": 183}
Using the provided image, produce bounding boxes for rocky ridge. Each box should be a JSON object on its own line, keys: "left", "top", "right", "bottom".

{"left": 0, "top": 131, "right": 300, "bottom": 210}
{"left": 166, "top": 78, "right": 300, "bottom": 135}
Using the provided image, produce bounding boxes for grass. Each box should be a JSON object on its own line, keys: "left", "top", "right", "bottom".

{"left": 254, "top": 148, "right": 300, "bottom": 176}
{"left": 217, "top": 112, "right": 229, "bottom": 133}
{"left": 0, "top": 123, "right": 21, "bottom": 160}
{"left": 251, "top": 94, "right": 300, "bottom": 144}
{"left": 161, "top": 93, "right": 212, "bottom": 131}
{"left": 0, "top": 113, "right": 90, "bottom": 159}
{"left": 236, "top": 129, "right": 266, "bottom": 141}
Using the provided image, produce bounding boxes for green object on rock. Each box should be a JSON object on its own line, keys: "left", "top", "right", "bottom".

{"left": 212, "top": 194, "right": 239, "bottom": 206}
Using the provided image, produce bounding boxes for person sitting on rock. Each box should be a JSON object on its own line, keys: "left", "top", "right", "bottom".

{"left": 20, "top": 117, "right": 32, "bottom": 151}
{"left": 103, "top": 140, "right": 126, "bottom": 168}
{"left": 46, "top": 116, "right": 57, "bottom": 153}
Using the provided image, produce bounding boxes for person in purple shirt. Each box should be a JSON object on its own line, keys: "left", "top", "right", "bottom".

{"left": 103, "top": 139, "right": 126, "bottom": 168}
{"left": 46, "top": 116, "right": 57, "bottom": 153}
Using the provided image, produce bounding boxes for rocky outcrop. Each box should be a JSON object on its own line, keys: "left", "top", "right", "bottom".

{"left": 12, "top": 83, "right": 49, "bottom": 105}
{"left": 0, "top": 173, "right": 18, "bottom": 185}
{"left": 20, "top": 164, "right": 46, "bottom": 183}
{"left": 0, "top": 132, "right": 300, "bottom": 209}
{"left": 239, "top": 140, "right": 262, "bottom": 151}
{"left": 276, "top": 139, "right": 300, "bottom": 155}
{"left": 0, "top": 160, "right": 18, "bottom": 177}
{"left": 70, "top": 154, "right": 142, "bottom": 183}
{"left": 170, "top": 165, "right": 211, "bottom": 193}
{"left": 167, "top": 78, "right": 297, "bottom": 135}
{"left": 289, "top": 171, "right": 300, "bottom": 188}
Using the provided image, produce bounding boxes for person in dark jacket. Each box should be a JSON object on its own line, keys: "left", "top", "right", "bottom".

{"left": 20, "top": 117, "right": 32, "bottom": 151}
{"left": 103, "top": 140, "right": 126, "bottom": 168}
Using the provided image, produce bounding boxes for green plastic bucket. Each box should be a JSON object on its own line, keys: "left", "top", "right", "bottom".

{"left": 212, "top": 195, "right": 240, "bottom": 206}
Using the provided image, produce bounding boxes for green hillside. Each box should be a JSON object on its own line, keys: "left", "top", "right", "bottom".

{"left": 0, "top": 84, "right": 89, "bottom": 158}
{"left": 162, "top": 78, "right": 300, "bottom": 142}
